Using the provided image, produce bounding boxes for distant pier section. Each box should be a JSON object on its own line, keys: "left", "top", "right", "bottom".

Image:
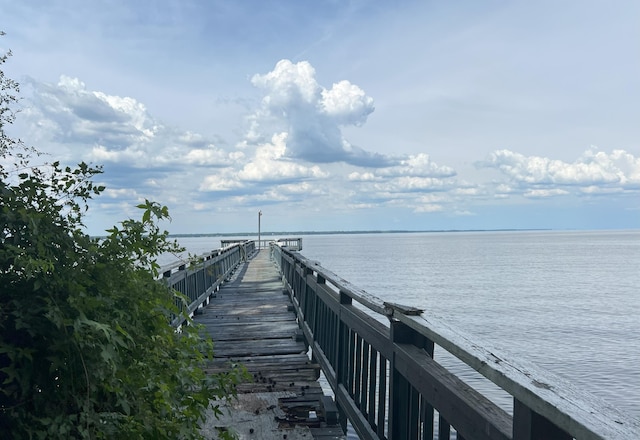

{"left": 159, "top": 238, "right": 640, "bottom": 439}
{"left": 221, "top": 237, "right": 303, "bottom": 251}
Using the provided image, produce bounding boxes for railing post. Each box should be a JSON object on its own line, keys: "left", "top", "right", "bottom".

{"left": 336, "top": 290, "right": 352, "bottom": 433}
{"left": 513, "top": 399, "right": 572, "bottom": 440}
{"left": 336, "top": 291, "right": 351, "bottom": 383}
{"left": 299, "top": 265, "right": 314, "bottom": 322}
{"left": 309, "top": 271, "right": 323, "bottom": 337}
{"left": 389, "top": 318, "right": 435, "bottom": 440}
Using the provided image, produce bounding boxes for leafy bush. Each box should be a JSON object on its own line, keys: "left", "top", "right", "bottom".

{"left": 0, "top": 33, "right": 243, "bottom": 439}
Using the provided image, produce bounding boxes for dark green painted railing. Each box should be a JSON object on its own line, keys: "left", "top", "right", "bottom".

{"left": 161, "top": 240, "right": 255, "bottom": 327}
{"left": 222, "top": 237, "right": 302, "bottom": 251}
{"left": 271, "top": 243, "right": 640, "bottom": 440}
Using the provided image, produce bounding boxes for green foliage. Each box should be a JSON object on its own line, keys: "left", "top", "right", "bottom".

{"left": 0, "top": 34, "right": 246, "bottom": 439}
{"left": 1, "top": 31, "right": 21, "bottom": 158}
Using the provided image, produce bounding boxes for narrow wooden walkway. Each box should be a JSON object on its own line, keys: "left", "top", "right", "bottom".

{"left": 197, "top": 249, "right": 345, "bottom": 439}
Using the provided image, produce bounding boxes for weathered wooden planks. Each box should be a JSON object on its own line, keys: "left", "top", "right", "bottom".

{"left": 197, "top": 249, "right": 345, "bottom": 440}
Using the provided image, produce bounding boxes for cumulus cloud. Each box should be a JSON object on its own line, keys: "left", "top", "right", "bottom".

{"left": 18, "top": 68, "right": 582, "bottom": 228}
{"left": 184, "top": 147, "right": 243, "bottom": 167}
{"left": 26, "top": 76, "right": 158, "bottom": 148}
{"left": 377, "top": 153, "right": 456, "bottom": 178}
{"left": 321, "top": 80, "right": 374, "bottom": 126}
{"left": 276, "top": 181, "right": 327, "bottom": 196}
{"left": 199, "top": 133, "right": 328, "bottom": 199}
{"left": 16, "top": 74, "right": 265, "bottom": 224}
{"left": 348, "top": 171, "right": 378, "bottom": 181}
{"left": 373, "top": 176, "right": 449, "bottom": 193}
{"left": 237, "top": 133, "right": 328, "bottom": 183}
{"left": 23, "top": 76, "right": 238, "bottom": 169}
{"left": 199, "top": 172, "right": 245, "bottom": 192}
{"left": 524, "top": 188, "right": 570, "bottom": 198}
{"left": 103, "top": 188, "right": 139, "bottom": 199}
{"left": 477, "top": 147, "right": 640, "bottom": 205}
{"left": 248, "top": 59, "right": 389, "bottom": 166}
{"left": 480, "top": 148, "right": 640, "bottom": 189}
{"left": 343, "top": 153, "right": 458, "bottom": 208}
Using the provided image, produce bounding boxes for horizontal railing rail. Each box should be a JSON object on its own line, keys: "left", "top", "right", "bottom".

{"left": 161, "top": 240, "right": 255, "bottom": 327}
{"left": 222, "top": 237, "right": 302, "bottom": 251}
{"left": 271, "top": 243, "right": 640, "bottom": 440}
{"left": 220, "top": 239, "right": 254, "bottom": 248}
{"left": 221, "top": 238, "right": 273, "bottom": 250}
{"left": 275, "top": 237, "right": 303, "bottom": 251}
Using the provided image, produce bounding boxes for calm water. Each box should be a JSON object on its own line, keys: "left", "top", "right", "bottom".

{"left": 169, "top": 230, "right": 640, "bottom": 424}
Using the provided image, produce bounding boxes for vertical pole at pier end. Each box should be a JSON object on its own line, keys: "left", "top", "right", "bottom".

{"left": 258, "top": 210, "right": 262, "bottom": 250}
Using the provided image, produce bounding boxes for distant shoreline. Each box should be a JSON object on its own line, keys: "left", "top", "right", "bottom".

{"left": 167, "top": 228, "right": 554, "bottom": 238}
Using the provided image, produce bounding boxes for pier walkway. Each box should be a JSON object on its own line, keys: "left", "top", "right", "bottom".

{"left": 162, "top": 239, "right": 640, "bottom": 440}
{"left": 195, "top": 249, "right": 345, "bottom": 439}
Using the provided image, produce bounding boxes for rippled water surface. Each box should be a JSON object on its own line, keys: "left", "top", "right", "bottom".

{"left": 299, "top": 230, "right": 640, "bottom": 419}
{"left": 171, "top": 230, "right": 640, "bottom": 426}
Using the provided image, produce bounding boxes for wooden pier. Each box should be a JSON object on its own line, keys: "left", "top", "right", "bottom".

{"left": 194, "top": 249, "right": 345, "bottom": 439}
{"left": 162, "top": 239, "right": 640, "bottom": 440}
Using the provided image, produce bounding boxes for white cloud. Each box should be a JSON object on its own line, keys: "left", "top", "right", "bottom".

{"left": 12, "top": 66, "right": 636, "bottom": 234}
{"left": 251, "top": 59, "right": 321, "bottom": 107}
{"left": 17, "top": 64, "right": 473, "bottom": 223}
{"left": 248, "top": 59, "right": 387, "bottom": 166}
{"left": 378, "top": 153, "right": 456, "bottom": 178}
{"left": 374, "top": 176, "right": 449, "bottom": 193}
{"left": 184, "top": 146, "right": 241, "bottom": 167}
{"left": 495, "top": 183, "right": 513, "bottom": 194}
{"left": 579, "top": 186, "right": 623, "bottom": 195}
{"left": 415, "top": 204, "right": 444, "bottom": 213}
{"left": 453, "top": 187, "right": 480, "bottom": 196}
{"left": 348, "top": 203, "right": 377, "bottom": 209}
{"left": 320, "top": 80, "right": 374, "bottom": 126}
{"left": 199, "top": 172, "right": 245, "bottom": 192}
{"left": 90, "top": 145, "right": 124, "bottom": 162}
{"left": 524, "top": 189, "right": 570, "bottom": 198}
{"left": 23, "top": 76, "right": 244, "bottom": 171}
{"left": 103, "top": 188, "right": 138, "bottom": 199}
{"left": 348, "top": 171, "right": 378, "bottom": 181}
{"left": 417, "top": 194, "right": 446, "bottom": 204}
{"left": 277, "top": 181, "right": 326, "bottom": 196}
{"left": 338, "top": 154, "right": 464, "bottom": 212}
{"left": 26, "top": 75, "right": 157, "bottom": 148}
{"left": 480, "top": 148, "right": 640, "bottom": 199}
{"left": 93, "top": 90, "right": 158, "bottom": 139}
{"left": 482, "top": 148, "right": 640, "bottom": 187}
{"left": 237, "top": 133, "right": 328, "bottom": 183}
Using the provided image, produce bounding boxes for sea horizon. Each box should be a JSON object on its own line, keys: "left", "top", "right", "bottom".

{"left": 163, "top": 227, "right": 640, "bottom": 239}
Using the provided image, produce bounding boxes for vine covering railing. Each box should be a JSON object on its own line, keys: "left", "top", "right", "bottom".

{"left": 271, "top": 243, "right": 640, "bottom": 440}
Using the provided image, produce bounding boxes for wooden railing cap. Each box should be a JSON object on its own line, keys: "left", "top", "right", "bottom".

{"left": 383, "top": 301, "right": 424, "bottom": 317}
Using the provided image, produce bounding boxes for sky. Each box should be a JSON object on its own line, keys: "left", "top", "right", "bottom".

{"left": 1, "top": 0, "right": 639, "bottom": 234}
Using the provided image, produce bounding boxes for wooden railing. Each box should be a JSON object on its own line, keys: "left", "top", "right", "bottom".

{"left": 222, "top": 237, "right": 302, "bottom": 251}
{"left": 161, "top": 240, "right": 255, "bottom": 327}
{"left": 275, "top": 237, "right": 303, "bottom": 250}
{"left": 271, "top": 244, "right": 640, "bottom": 440}
{"left": 220, "top": 239, "right": 256, "bottom": 248}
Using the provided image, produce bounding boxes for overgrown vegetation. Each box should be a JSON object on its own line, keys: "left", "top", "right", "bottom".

{"left": 0, "top": 32, "right": 244, "bottom": 439}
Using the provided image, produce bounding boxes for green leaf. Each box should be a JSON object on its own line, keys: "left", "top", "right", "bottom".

{"left": 1, "top": 45, "right": 241, "bottom": 434}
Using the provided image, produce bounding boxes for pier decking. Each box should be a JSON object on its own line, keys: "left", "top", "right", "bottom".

{"left": 161, "top": 239, "right": 640, "bottom": 440}
{"left": 196, "top": 249, "right": 345, "bottom": 439}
